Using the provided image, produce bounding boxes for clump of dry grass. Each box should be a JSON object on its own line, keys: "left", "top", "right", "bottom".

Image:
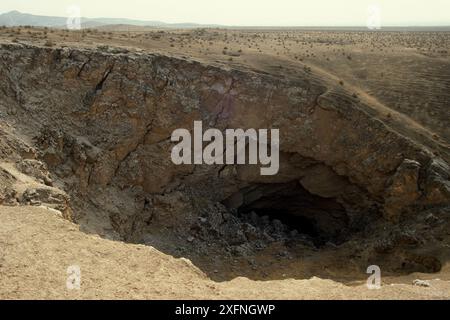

{"left": 44, "top": 40, "right": 54, "bottom": 47}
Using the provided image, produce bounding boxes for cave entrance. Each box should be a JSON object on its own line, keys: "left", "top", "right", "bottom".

{"left": 223, "top": 181, "right": 350, "bottom": 246}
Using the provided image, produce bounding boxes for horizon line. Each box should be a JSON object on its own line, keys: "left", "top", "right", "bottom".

{"left": 1, "top": 10, "right": 450, "bottom": 29}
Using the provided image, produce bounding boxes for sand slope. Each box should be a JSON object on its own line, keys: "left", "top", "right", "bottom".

{"left": 1, "top": 206, "right": 449, "bottom": 300}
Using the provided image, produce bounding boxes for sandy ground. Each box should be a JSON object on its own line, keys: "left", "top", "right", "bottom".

{"left": 1, "top": 206, "right": 449, "bottom": 300}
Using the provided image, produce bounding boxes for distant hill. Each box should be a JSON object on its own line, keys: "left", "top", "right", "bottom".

{"left": 0, "top": 10, "right": 220, "bottom": 29}
{"left": 1, "top": 10, "right": 449, "bottom": 31}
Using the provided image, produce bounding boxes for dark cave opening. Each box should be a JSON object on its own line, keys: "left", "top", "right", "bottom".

{"left": 241, "top": 206, "right": 321, "bottom": 239}
{"left": 223, "top": 181, "right": 350, "bottom": 246}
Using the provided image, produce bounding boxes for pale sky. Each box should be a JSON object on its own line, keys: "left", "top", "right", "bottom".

{"left": 1, "top": 0, "right": 449, "bottom": 26}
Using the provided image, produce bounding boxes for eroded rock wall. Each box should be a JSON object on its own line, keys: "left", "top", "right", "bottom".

{"left": 0, "top": 43, "right": 449, "bottom": 240}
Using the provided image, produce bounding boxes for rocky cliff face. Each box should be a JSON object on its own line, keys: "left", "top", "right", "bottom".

{"left": 0, "top": 42, "right": 449, "bottom": 273}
